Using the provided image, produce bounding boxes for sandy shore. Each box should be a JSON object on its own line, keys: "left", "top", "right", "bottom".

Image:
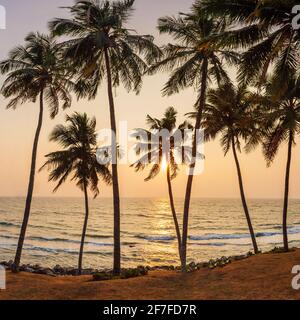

{"left": 1, "top": 249, "right": 300, "bottom": 300}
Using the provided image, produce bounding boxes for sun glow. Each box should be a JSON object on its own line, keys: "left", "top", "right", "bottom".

{"left": 161, "top": 157, "right": 168, "bottom": 172}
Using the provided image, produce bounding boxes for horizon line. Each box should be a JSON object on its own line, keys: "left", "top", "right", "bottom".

{"left": 0, "top": 196, "right": 299, "bottom": 200}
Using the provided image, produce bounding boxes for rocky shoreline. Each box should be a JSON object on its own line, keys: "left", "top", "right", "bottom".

{"left": 0, "top": 251, "right": 256, "bottom": 278}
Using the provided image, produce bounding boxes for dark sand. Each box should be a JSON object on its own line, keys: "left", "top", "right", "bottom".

{"left": 1, "top": 249, "right": 300, "bottom": 300}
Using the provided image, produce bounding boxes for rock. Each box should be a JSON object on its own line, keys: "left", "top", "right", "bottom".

{"left": 19, "top": 264, "right": 28, "bottom": 271}
{"left": 7, "top": 260, "right": 13, "bottom": 268}
{"left": 34, "top": 268, "right": 55, "bottom": 276}
{"left": 137, "top": 266, "right": 148, "bottom": 275}
{"left": 1, "top": 261, "right": 12, "bottom": 269}
{"left": 65, "top": 268, "right": 78, "bottom": 276}
{"left": 121, "top": 267, "right": 149, "bottom": 279}
{"left": 233, "top": 254, "right": 247, "bottom": 261}
{"left": 159, "top": 265, "right": 174, "bottom": 271}
{"left": 93, "top": 272, "right": 112, "bottom": 281}
{"left": 53, "top": 265, "right": 65, "bottom": 274}
{"left": 81, "top": 269, "right": 95, "bottom": 276}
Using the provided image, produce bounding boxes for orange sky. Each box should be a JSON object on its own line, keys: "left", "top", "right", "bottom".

{"left": 0, "top": 0, "right": 300, "bottom": 199}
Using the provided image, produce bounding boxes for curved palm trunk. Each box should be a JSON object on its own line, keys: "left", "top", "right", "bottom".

{"left": 181, "top": 59, "right": 208, "bottom": 272}
{"left": 78, "top": 183, "right": 89, "bottom": 275}
{"left": 231, "top": 137, "right": 259, "bottom": 254}
{"left": 104, "top": 48, "right": 121, "bottom": 275}
{"left": 283, "top": 131, "right": 293, "bottom": 252}
{"left": 12, "top": 90, "right": 44, "bottom": 273}
{"left": 166, "top": 166, "right": 182, "bottom": 262}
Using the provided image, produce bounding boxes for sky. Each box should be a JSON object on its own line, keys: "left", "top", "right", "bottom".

{"left": 0, "top": 0, "right": 300, "bottom": 199}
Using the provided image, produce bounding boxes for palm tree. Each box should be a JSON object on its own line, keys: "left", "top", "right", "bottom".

{"left": 200, "top": 0, "right": 300, "bottom": 92}
{"left": 49, "top": 0, "right": 161, "bottom": 275}
{"left": 150, "top": 6, "right": 238, "bottom": 271}
{"left": 40, "top": 112, "right": 111, "bottom": 274}
{"left": 189, "top": 83, "right": 262, "bottom": 254}
{"left": 131, "top": 107, "right": 193, "bottom": 263}
{"left": 0, "top": 33, "right": 74, "bottom": 272}
{"left": 262, "top": 75, "right": 300, "bottom": 252}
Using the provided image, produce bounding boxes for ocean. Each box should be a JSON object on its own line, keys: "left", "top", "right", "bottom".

{"left": 1, "top": 197, "right": 300, "bottom": 269}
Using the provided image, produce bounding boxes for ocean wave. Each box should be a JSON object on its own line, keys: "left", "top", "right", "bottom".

{"left": 28, "top": 236, "right": 79, "bottom": 243}
{"left": 28, "top": 246, "right": 111, "bottom": 255}
{"left": 27, "top": 236, "right": 113, "bottom": 248}
{"left": 0, "top": 234, "right": 18, "bottom": 240}
{"left": 190, "top": 227, "right": 300, "bottom": 242}
{"left": 135, "top": 235, "right": 176, "bottom": 241}
{"left": 87, "top": 234, "right": 112, "bottom": 240}
{"left": 189, "top": 233, "right": 250, "bottom": 241}
{"left": 192, "top": 242, "right": 227, "bottom": 247}
{"left": 191, "top": 242, "right": 251, "bottom": 247}
{"left": 258, "top": 223, "right": 282, "bottom": 229}
{"left": 256, "top": 232, "right": 278, "bottom": 237}
{"left": 0, "top": 221, "right": 20, "bottom": 227}
{"left": 0, "top": 221, "right": 68, "bottom": 233}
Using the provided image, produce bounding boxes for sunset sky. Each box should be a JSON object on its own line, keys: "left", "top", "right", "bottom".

{"left": 0, "top": 0, "right": 300, "bottom": 199}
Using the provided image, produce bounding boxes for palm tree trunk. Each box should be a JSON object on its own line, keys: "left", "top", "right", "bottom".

{"left": 231, "top": 137, "right": 259, "bottom": 254}
{"left": 12, "top": 90, "right": 44, "bottom": 273}
{"left": 104, "top": 48, "right": 121, "bottom": 275}
{"left": 283, "top": 131, "right": 293, "bottom": 252}
{"left": 78, "top": 183, "right": 89, "bottom": 275}
{"left": 166, "top": 166, "right": 182, "bottom": 262}
{"left": 181, "top": 59, "right": 208, "bottom": 272}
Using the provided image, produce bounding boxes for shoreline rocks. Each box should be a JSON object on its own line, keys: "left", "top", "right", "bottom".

{"left": 0, "top": 249, "right": 282, "bottom": 278}
{"left": 0, "top": 253, "right": 249, "bottom": 277}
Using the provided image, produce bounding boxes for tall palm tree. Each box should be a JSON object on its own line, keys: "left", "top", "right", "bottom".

{"left": 200, "top": 0, "right": 300, "bottom": 92}
{"left": 40, "top": 113, "right": 111, "bottom": 275}
{"left": 150, "top": 6, "right": 238, "bottom": 271}
{"left": 189, "top": 83, "right": 262, "bottom": 253}
{"left": 0, "top": 33, "right": 74, "bottom": 272}
{"left": 131, "top": 107, "right": 193, "bottom": 263}
{"left": 49, "top": 0, "right": 161, "bottom": 275}
{"left": 262, "top": 75, "right": 300, "bottom": 252}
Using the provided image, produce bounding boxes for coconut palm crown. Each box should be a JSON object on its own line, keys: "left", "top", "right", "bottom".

{"left": 49, "top": 0, "right": 161, "bottom": 98}
{"left": 131, "top": 107, "right": 193, "bottom": 263}
{"left": 41, "top": 112, "right": 111, "bottom": 196}
{"left": 0, "top": 32, "right": 73, "bottom": 117}
{"left": 199, "top": 0, "right": 300, "bottom": 93}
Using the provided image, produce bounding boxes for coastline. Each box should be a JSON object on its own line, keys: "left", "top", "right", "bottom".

{"left": 1, "top": 248, "right": 300, "bottom": 300}
{"left": 0, "top": 249, "right": 264, "bottom": 277}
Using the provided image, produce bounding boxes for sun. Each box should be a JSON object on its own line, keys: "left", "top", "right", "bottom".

{"left": 161, "top": 157, "right": 168, "bottom": 172}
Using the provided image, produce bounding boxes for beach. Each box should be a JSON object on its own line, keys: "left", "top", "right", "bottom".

{"left": 1, "top": 249, "right": 300, "bottom": 300}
